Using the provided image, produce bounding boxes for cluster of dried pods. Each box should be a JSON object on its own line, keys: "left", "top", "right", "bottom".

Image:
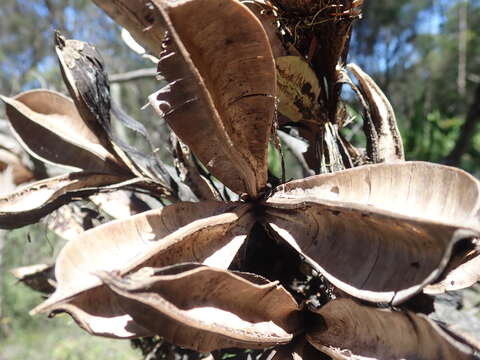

{"left": 1, "top": 0, "right": 480, "bottom": 359}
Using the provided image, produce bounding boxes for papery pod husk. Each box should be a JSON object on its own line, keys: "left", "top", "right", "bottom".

{"left": 306, "top": 298, "right": 479, "bottom": 360}
{"left": 424, "top": 248, "right": 480, "bottom": 294}
{"left": 1, "top": 90, "right": 125, "bottom": 174}
{"left": 31, "top": 201, "right": 254, "bottom": 339}
{"left": 244, "top": 0, "right": 286, "bottom": 58}
{"left": 276, "top": 56, "right": 321, "bottom": 123}
{"left": 92, "top": 0, "right": 168, "bottom": 56}
{"left": 346, "top": 63, "right": 404, "bottom": 162}
{"left": 270, "top": 337, "right": 330, "bottom": 360}
{"left": 146, "top": 0, "right": 275, "bottom": 197}
{"left": 97, "top": 263, "right": 301, "bottom": 352}
{"left": 54, "top": 32, "right": 111, "bottom": 137}
{"left": 0, "top": 147, "right": 34, "bottom": 185}
{"left": 0, "top": 172, "right": 127, "bottom": 229}
{"left": 264, "top": 162, "right": 480, "bottom": 304}
{"left": 10, "top": 264, "right": 56, "bottom": 294}
{"left": 54, "top": 33, "right": 161, "bottom": 182}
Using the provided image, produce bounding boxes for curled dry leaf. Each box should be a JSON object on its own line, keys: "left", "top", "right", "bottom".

{"left": 1, "top": 90, "right": 124, "bottom": 173}
{"left": 97, "top": 263, "right": 300, "bottom": 351}
{"left": 276, "top": 56, "right": 321, "bottom": 123}
{"left": 31, "top": 201, "right": 254, "bottom": 339}
{"left": 264, "top": 162, "right": 480, "bottom": 304}
{"left": 424, "top": 249, "right": 480, "bottom": 294}
{"left": 10, "top": 264, "right": 56, "bottom": 294}
{"left": 306, "top": 298, "right": 478, "bottom": 359}
{"left": 0, "top": 172, "right": 126, "bottom": 229}
{"left": 147, "top": 0, "right": 275, "bottom": 197}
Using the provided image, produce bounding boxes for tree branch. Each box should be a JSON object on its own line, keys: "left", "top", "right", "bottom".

{"left": 109, "top": 67, "right": 157, "bottom": 83}
{"left": 445, "top": 83, "right": 480, "bottom": 165}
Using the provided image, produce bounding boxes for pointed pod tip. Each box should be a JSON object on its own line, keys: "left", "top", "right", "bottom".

{"left": 54, "top": 30, "right": 66, "bottom": 48}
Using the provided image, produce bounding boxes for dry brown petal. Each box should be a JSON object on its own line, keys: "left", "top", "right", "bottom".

{"left": 0, "top": 172, "right": 126, "bottom": 229}
{"left": 31, "top": 202, "right": 254, "bottom": 338}
{"left": 264, "top": 162, "right": 480, "bottom": 304}
{"left": 146, "top": 0, "right": 275, "bottom": 197}
{"left": 306, "top": 298, "right": 478, "bottom": 359}
{"left": 1, "top": 90, "right": 124, "bottom": 173}
{"left": 97, "top": 263, "right": 299, "bottom": 351}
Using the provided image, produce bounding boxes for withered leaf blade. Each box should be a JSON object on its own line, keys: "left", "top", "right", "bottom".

{"left": 265, "top": 161, "right": 480, "bottom": 304}
{"left": 97, "top": 263, "right": 299, "bottom": 352}
{"left": 1, "top": 90, "right": 124, "bottom": 173}
{"left": 31, "top": 201, "right": 254, "bottom": 339}
{"left": 306, "top": 298, "right": 478, "bottom": 359}
{"left": 424, "top": 249, "right": 480, "bottom": 294}
{"left": 0, "top": 172, "right": 126, "bottom": 229}
{"left": 147, "top": 0, "right": 275, "bottom": 197}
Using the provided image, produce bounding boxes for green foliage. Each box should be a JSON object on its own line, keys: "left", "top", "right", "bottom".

{"left": 0, "top": 226, "right": 138, "bottom": 359}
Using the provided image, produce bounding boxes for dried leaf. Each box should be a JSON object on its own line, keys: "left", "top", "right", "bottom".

{"left": 97, "top": 263, "right": 300, "bottom": 351}
{"left": 147, "top": 0, "right": 275, "bottom": 197}
{"left": 0, "top": 172, "right": 126, "bottom": 229}
{"left": 1, "top": 90, "right": 124, "bottom": 173}
{"left": 31, "top": 202, "right": 254, "bottom": 338}
{"left": 306, "top": 298, "right": 478, "bottom": 359}
{"left": 264, "top": 162, "right": 480, "bottom": 304}
{"left": 276, "top": 56, "right": 321, "bottom": 122}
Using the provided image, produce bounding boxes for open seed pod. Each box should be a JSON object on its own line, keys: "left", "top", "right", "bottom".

{"left": 31, "top": 201, "right": 254, "bottom": 338}
{"left": 1, "top": 90, "right": 126, "bottom": 174}
{"left": 264, "top": 161, "right": 480, "bottom": 304}
{"left": 97, "top": 263, "right": 300, "bottom": 351}
{"left": 424, "top": 248, "right": 480, "bottom": 294}
{"left": 116, "top": 0, "right": 275, "bottom": 197}
{"left": 0, "top": 146, "right": 33, "bottom": 185}
{"left": 10, "top": 264, "right": 56, "bottom": 294}
{"left": 0, "top": 172, "right": 126, "bottom": 229}
{"left": 306, "top": 298, "right": 478, "bottom": 359}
